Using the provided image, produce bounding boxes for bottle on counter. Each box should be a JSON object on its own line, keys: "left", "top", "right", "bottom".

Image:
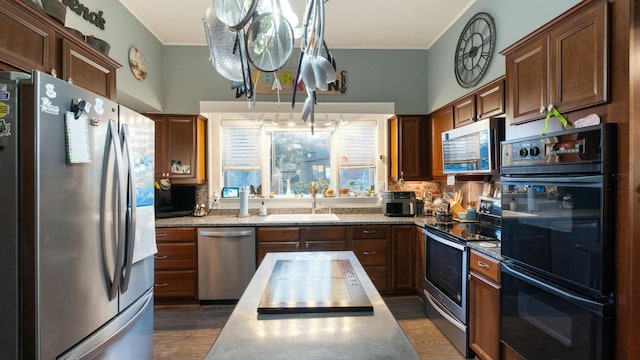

{"left": 510, "top": 198, "right": 517, "bottom": 211}
{"left": 259, "top": 201, "right": 268, "bottom": 216}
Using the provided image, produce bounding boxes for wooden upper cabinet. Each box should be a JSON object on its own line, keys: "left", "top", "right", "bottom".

{"left": 476, "top": 78, "right": 505, "bottom": 120}
{"left": 0, "top": 1, "right": 120, "bottom": 99}
{"left": 503, "top": 0, "right": 608, "bottom": 125}
{"left": 453, "top": 78, "right": 505, "bottom": 128}
{"left": 388, "top": 115, "right": 430, "bottom": 181}
{"left": 0, "top": 1, "right": 55, "bottom": 73}
{"left": 148, "top": 114, "right": 208, "bottom": 185}
{"left": 61, "top": 39, "right": 117, "bottom": 99}
{"left": 429, "top": 107, "right": 453, "bottom": 180}
{"left": 453, "top": 94, "right": 476, "bottom": 128}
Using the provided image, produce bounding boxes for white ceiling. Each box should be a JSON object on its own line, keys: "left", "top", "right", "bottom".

{"left": 118, "top": 0, "right": 475, "bottom": 49}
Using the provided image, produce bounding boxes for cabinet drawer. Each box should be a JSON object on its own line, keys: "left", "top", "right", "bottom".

{"left": 352, "top": 239, "right": 388, "bottom": 265}
{"left": 155, "top": 243, "right": 196, "bottom": 270}
{"left": 470, "top": 251, "right": 500, "bottom": 283}
{"left": 155, "top": 228, "right": 196, "bottom": 243}
{"left": 351, "top": 225, "right": 390, "bottom": 239}
{"left": 257, "top": 227, "right": 300, "bottom": 242}
{"left": 154, "top": 270, "right": 197, "bottom": 298}
{"left": 301, "top": 226, "right": 346, "bottom": 242}
{"left": 364, "top": 265, "right": 388, "bottom": 292}
{"left": 304, "top": 240, "right": 347, "bottom": 251}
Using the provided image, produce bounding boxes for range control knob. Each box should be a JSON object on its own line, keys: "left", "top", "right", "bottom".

{"left": 519, "top": 147, "right": 529, "bottom": 157}
{"left": 529, "top": 146, "right": 541, "bottom": 156}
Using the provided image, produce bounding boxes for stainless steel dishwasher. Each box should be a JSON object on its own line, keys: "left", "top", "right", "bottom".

{"left": 197, "top": 227, "right": 256, "bottom": 300}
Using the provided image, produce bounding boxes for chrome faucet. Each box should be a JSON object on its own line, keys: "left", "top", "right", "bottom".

{"left": 311, "top": 196, "right": 317, "bottom": 214}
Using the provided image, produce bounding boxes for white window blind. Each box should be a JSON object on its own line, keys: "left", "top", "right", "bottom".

{"left": 339, "top": 123, "right": 377, "bottom": 169}
{"left": 222, "top": 127, "right": 261, "bottom": 170}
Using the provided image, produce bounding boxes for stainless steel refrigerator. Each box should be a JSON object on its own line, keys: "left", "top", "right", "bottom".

{"left": 0, "top": 70, "right": 157, "bottom": 359}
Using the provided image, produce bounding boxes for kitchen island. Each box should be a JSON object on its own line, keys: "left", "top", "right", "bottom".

{"left": 205, "top": 251, "right": 420, "bottom": 360}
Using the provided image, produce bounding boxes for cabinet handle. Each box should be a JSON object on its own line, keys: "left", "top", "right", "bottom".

{"left": 305, "top": 243, "right": 310, "bottom": 249}
{"left": 362, "top": 251, "right": 377, "bottom": 255}
{"left": 362, "top": 230, "right": 376, "bottom": 234}
{"left": 154, "top": 255, "right": 167, "bottom": 260}
{"left": 156, "top": 233, "right": 168, "bottom": 237}
{"left": 539, "top": 106, "right": 546, "bottom": 114}
{"left": 296, "top": 242, "right": 300, "bottom": 249}
{"left": 547, "top": 103, "right": 555, "bottom": 112}
{"left": 154, "top": 283, "right": 168, "bottom": 287}
{"left": 477, "top": 261, "right": 491, "bottom": 270}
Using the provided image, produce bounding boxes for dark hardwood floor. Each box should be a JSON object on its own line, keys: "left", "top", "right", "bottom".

{"left": 153, "top": 295, "right": 465, "bottom": 360}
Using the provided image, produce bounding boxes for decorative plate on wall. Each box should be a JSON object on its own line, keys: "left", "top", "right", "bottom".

{"left": 128, "top": 46, "right": 147, "bottom": 80}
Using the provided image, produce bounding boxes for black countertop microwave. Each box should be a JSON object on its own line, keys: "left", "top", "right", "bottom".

{"left": 155, "top": 186, "right": 196, "bottom": 218}
{"left": 442, "top": 118, "right": 504, "bottom": 175}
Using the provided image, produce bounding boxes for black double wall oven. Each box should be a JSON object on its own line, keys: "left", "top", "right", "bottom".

{"left": 499, "top": 124, "right": 616, "bottom": 360}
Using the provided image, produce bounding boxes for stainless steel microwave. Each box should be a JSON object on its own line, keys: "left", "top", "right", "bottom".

{"left": 442, "top": 118, "right": 504, "bottom": 175}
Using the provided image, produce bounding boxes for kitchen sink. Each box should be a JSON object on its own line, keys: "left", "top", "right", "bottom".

{"left": 262, "top": 213, "right": 340, "bottom": 222}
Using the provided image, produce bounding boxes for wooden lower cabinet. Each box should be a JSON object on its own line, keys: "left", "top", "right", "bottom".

{"left": 154, "top": 227, "right": 198, "bottom": 303}
{"left": 351, "top": 225, "right": 390, "bottom": 293}
{"left": 390, "top": 225, "right": 415, "bottom": 292}
{"left": 469, "top": 250, "right": 501, "bottom": 360}
{"left": 256, "top": 226, "right": 347, "bottom": 265}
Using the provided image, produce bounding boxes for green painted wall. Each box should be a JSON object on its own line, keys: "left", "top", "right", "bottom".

{"left": 163, "top": 47, "right": 428, "bottom": 114}
{"left": 427, "top": 0, "right": 581, "bottom": 112}
{"left": 63, "top": 0, "right": 164, "bottom": 112}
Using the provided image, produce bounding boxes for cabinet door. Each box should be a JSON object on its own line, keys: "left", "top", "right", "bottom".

{"left": 506, "top": 36, "right": 549, "bottom": 125}
{"left": 257, "top": 242, "right": 300, "bottom": 265}
{"left": 389, "top": 116, "right": 430, "bottom": 181}
{"left": 154, "top": 117, "right": 168, "bottom": 180}
{"left": 430, "top": 107, "right": 453, "bottom": 179}
{"left": 399, "top": 116, "right": 429, "bottom": 180}
{"left": 453, "top": 94, "right": 476, "bottom": 128}
{"left": 476, "top": 78, "right": 505, "bottom": 120}
{"left": 390, "top": 225, "right": 414, "bottom": 291}
{"left": 469, "top": 272, "right": 500, "bottom": 360}
{"left": 61, "top": 39, "right": 117, "bottom": 99}
{"left": 0, "top": 1, "right": 56, "bottom": 73}
{"left": 549, "top": 1, "right": 608, "bottom": 113}
{"left": 302, "top": 226, "right": 347, "bottom": 251}
{"left": 154, "top": 270, "right": 197, "bottom": 299}
{"left": 149, "top": 114, "right": 207, "bottom": 185}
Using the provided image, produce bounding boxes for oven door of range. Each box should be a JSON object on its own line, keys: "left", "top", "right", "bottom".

{"left": 501, "top": 262, "right": 614, "bottom": 360}
{"left": 500, "top": 174, "right": 615, "bottom": 299}
{"left": 422, "top": 228, "right": 468, "bottom": 323}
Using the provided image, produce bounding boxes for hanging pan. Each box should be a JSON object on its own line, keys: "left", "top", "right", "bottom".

{"left": 245, "top": 11, "right": 294, "bottom": 72}
{"left": 213, "top": 0, "right": 259, "bottom": 31}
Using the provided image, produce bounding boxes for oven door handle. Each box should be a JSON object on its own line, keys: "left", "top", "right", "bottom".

{"left": 500, "top": 175, "right": 604, "bottom": 185}
{"left": 502, "top": 263, "right": 606, "bottom": 315}
{"left": 423, "top": 229, "right": 465, "bottom": 251}
{"left": 424, "top": 291, "right": 466, "bottom": 331}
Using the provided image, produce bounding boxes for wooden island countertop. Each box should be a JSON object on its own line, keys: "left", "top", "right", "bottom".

{"left": 205, "top": 251, "right": 420, "bottom": 360}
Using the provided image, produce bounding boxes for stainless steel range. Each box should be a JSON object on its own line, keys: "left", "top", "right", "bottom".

{"left": 422, "top": 197, "right": 501, "bottom": 358}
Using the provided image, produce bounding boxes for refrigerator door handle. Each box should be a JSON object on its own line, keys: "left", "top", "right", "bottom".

{"left": 119, "top": 124, "right": 137, "bottom": 293}
{"left": 102, "top": 119, "right": 127, "bottom": 301}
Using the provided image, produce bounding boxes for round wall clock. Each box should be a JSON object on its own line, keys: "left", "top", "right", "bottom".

{"left": 454, "top": 12, "right": 496, "bottom": 88}
{"left": 128, "top": 46, "right": 148, "bottom": 81}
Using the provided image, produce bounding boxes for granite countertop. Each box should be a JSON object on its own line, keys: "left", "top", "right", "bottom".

{"left": 206, "top": 251, "right": 420, "bottom": 360}
{"left": 156, "top": 213, "right": 502, "bottom": 261}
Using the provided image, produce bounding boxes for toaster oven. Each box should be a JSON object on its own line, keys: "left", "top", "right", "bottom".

{"left": 382, "top": 191, "right": 417, "bottom": 217}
